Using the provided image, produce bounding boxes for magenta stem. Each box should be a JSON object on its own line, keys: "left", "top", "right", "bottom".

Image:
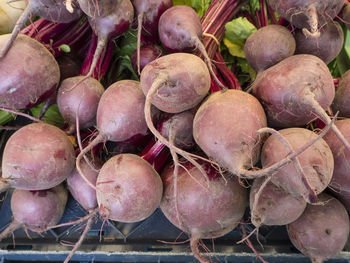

{"left": 20, "top": 18, "right": 50, "bottom": 37}
{"left": 79, "top": 34, "right": 98, "bottom": 76}
{"left": 260, "top": 0, "right": 268, "bottom": 27}
{"left": 141, "top": 140, "right": 166, "bottom": 165}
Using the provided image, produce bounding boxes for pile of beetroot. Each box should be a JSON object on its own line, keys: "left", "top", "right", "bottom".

{"left": 1, "top": 0, "right": 350, "bottom": 262}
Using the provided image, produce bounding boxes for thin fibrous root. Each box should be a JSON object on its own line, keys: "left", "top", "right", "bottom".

{"left": 76, "top": 135, "right": 105, "bottom": 192}
{"left": 0, "top": 107, "right": 43, "bottom": 123}
{"left": 194, "top": 37, "right": 226, "bottom": 90}
{"left": 302, "top": 4, "right": 320, "bottom": 38}
{"left": 190, "top": 235, "right": 210, "bottom": 263}
{"left": 76, "top": 104, "right": 100, "bottom": 173}
{"left": 63, "top": 215, "right": 95, "bottom": 263}
{"left": 0, "top": 220, "right": 22, "bottom": 241}
{"left": 144, "top": 76, "right": 210, "bottom": 187}
{"left": 137, "top": 12, "right": 144, "bottom": 75}
{"left": 236, "top": 114, "right": 336, "bottom": 179}
{"left": 169, "top": 131, "right": 182, "bottom": 229}
{"left": 49, "top": 208, "right": 98, "bottom": 229}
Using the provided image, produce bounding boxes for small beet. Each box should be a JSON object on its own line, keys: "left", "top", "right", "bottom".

{"left": 250, "top": 177, "right": 307, "bottom": 227}
{"left": 97, "top": 154, "right": 163, "bottom": 222}
{"left": 332, "top": 69, "right": 350, "bottom": 117}
{"left": 294, "top": 22, "right": 344, "bottom": 64}
{"left": 323, "top": 119, "right": 350, "bottom": 192}
{"left": 131, "top": 44, "right": 163, "bottom": 74}
{"left": 68, "top": 160, "right": 100, "bottom": 212}
{"left": 83, "top": 0, "right": 134, "bottom": 79}
{"left": 158, "top": 5, "right": 225, "bottom": 88}
{"left": 57, "top": 76, "right": 104, "bottom": 133}
{"left": 287, "top": 193, "right": 349, "bottom": 263}
{"left": 160, "top": 111, "right": 195, "bottom": 150}
{"left": 132, "top": 0, "right": 172, "bottom": 74}
{"left": 244, "top": 25, "right": 296, "bottom": 72}
{"left": 0, "top": 184, "right": 67, "bottom": 241}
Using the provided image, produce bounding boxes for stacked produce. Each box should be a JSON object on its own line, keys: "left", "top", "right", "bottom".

{"left": 1, "top": 0, "right": 350, "bottom": 263}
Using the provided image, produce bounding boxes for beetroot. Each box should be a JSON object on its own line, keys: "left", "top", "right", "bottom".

{"left": 57, "top": 53, "right": 82, "bottom": 81}
{"left": 287, "top": 193, "right": 349, "bottom": 263}
{"left": 131, "top": 44, "right": 163, "bottom": 74}
{"left": 252, "top": 54, "right": 350, "bottom": 152}
{"left": 158, "top": 5, "right": 225, "bottom": 88}
{"left": 141, "top": 53, "right": 210, "bottom": 177}
{"left": 0, "top": 184, "right": 67, "bottom": 241}
{"left": 97, "top": 154, "right": 163, "bottom": 222}
{"left": 141, "top": 53, "right": 210, "bottom": 113}
{"left": 244, "top": 25, "right": 296, "bottom": 72}
{"left": 250, "top": 177, "right": 307, "bottom": 227}
{"left": 77, "top": 0, "right": 121, "bottom": 17}
{"left": 76, "top": 80, "right": 150, "bottom": 190}
{"left": 193, "top": 89, "right": 267, "bottom": 178}
{"left": 160, "top": 111, "right": 195, "bottom": 150}
{"left": 0, "top": 34, "right": 60, "bottom": 110}
{"left": 1, "top": 123, "right": 75, "bottom": 192}
{"left": 323, "top": 119, "right": 350, "bottom": 192}
{"left": 261, "top": 128, "right": 334, "bottom": 203}
{"left": 133, "top": 0, "right": 172, "bottom": 73}
{"left": 267, "top": 0, "right": 344, "bottom": 38}
{"left": 0, "top": 0, "right": 81, "bottom": 58}
{"left": 68, "top": 161, "right": 100, "bottom": 212}
{"left": 332, "top": 69, "right": 350, "bottom": 117}
{"left": 64, "top": 159, "right": 100, "bottom": 263}
{"left": 160, "top": 160, "right": 247, "bottom": 263}
{"left": 83, "top": 0, "right": 134, "bottom": 78}
{"left": 57, "top": 76, "right": 104, "bottom": 134}
{"left": 294, "top": 22, "right": 344, "bottom": 64}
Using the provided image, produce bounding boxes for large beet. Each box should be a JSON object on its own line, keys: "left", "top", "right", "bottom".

{"left": 193, "top": 89, "right": 267, "bottom": 178}
{"left": 287, "top": 194, "right": 349, "bottom": 263}
{"left": 0, "top": 34, "right": 60, "bottom": 109}
{"left": 1, "top": 123, "right": 75, "bottom": 192}
{"left": 160, "top": 160, "right": 247, "bottom": 263}
{"left": 253, "top": 54, "right": 334, "bottom": 128}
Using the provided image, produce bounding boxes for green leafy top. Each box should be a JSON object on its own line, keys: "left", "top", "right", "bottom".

{"left": 222, "top": 17, "right": 257, "bottom": 83}
{"left": 30, "top": 103, "right": 64, "bottom": 128}
{"left": 173, "top": 0, "right": 211, "bottom": 18}
{"left": 241, "top": 0, "right": 260, "bottom": 13}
